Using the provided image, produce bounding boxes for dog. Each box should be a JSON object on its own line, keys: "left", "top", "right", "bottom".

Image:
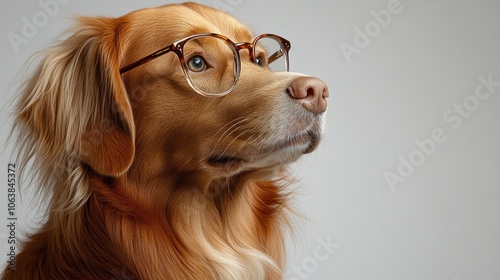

{"left": 2, "top": 2, "right": 328, "bottom": 279}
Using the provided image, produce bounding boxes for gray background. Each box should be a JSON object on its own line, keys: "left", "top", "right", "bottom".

{"left": 1, "top": 0, "right": 499, "bottom": 279}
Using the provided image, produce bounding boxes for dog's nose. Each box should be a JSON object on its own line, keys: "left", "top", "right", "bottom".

{"left": 287, "top": 77, "right": 329, "bottom": 115}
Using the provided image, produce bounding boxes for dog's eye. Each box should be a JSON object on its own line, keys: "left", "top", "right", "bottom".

{"left": 255, "top": 56, "right": 265, "bottom": 67}
{"left": 187, "top": 56, "right": 207, "bottom": 72}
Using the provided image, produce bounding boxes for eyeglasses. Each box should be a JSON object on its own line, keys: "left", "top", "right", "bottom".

{"left": 119, "top": 33, "right": 291, "bottom": 97}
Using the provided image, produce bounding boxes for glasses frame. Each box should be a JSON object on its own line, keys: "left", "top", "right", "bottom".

{"left": 119, "top": 33, "right": 291, "bottom": 96}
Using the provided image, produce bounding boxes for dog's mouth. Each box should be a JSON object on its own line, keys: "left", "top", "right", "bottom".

{"left": 304, "top": 131, "right": 321, "bottom": 154}
{"left": 208, "top": 155, "right": 245, "bottom": 166}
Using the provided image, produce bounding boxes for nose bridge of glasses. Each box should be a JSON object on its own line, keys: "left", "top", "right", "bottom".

{"left": 235, "top": 42, "right": 255, "bottom": 60}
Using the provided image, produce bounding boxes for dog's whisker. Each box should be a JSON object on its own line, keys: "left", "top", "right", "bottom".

{"left": 209, "top": 117, "right": 250, "bottom": 157}
{"left": 217, "top": 129, "right": 251, "bottom": 163}
{"left": 210, "top": 117, "right": 247, "bottom": 142}
{"left": 245, "top": 133, "right": 266, "bottom": 160}
{"left": 172, "top": 156, "right": 196, "bottom": 176}
{"left": 227, "top": 133, "right": 260, "bottom": 162}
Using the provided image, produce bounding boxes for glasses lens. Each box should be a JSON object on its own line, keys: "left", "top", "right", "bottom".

{"left": 183, "top": 36, "right": 238, "bottom": 96}
{"left": 254, "top": 36, "right": 288, "bottom": 72}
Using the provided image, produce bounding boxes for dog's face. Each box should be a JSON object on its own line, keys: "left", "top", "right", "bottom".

{"left": 118, "top": 3, "right": 328, "bottom": 182}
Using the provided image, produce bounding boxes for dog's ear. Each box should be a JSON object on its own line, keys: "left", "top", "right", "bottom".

{"left": 17, "top": 17, "right": 135, "bottom": 176}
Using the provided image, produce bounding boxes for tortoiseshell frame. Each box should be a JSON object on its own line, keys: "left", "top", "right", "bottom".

{"left": 119, "top": 33, "right": 291, "bottom": 97}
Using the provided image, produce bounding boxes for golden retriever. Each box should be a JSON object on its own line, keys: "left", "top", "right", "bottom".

{"left": 2, "top": 2, "right": 328, "bottom": 279}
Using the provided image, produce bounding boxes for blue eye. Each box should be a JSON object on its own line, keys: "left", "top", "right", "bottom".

{"left": 255, "top": 56, "right": 265, "bottom": 67}
{"left": 187, "top": 56, "right": 207, "bottom": 72}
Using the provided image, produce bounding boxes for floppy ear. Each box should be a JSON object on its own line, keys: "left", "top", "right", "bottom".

{"left": 17, "top": 17, "right": 134, "bottom": 176}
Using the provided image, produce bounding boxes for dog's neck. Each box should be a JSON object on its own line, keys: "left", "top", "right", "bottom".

{"left": 86, "top": 171, "right": 289, "bottom": 279}
{"left": 11, "top": 165, "right": 290, "bottom": 279}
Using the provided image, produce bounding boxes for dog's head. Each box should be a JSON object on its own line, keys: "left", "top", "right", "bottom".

{"left": 17, "top": 2, "right": 328, "bottom": 198}
{"left": 119, "top": 3, "right": 328, "bottom": 180}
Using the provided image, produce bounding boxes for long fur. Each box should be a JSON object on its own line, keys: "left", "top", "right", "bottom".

{"left": 2, "top": 2, "right": 325, "bottom": 280}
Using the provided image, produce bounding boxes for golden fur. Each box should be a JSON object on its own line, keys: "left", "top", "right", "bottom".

{"left": 2, "top": 2, "right": 327, "bottom": 279}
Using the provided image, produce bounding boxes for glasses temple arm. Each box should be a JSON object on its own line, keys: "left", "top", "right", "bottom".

{"left": 120, "top": 46, "right": 172, "bottom": 74}
{"left": 268, "top": 49, "right": 284, "bottom": 64}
